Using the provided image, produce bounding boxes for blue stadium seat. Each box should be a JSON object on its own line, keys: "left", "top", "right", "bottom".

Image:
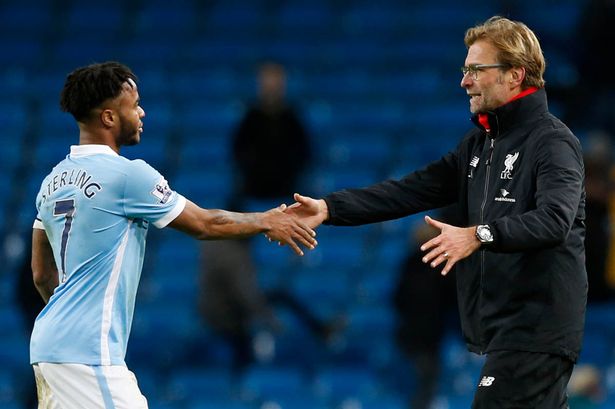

{"left": 260, "top": 393, "right": 329, "bottom": 409}
{"left": 325, "top": 133, "right": 394, "bottom": 170}
{"left": 315, "top": 365, "right": 380, "bottom": 402}
{"left": 187, "top": 398, "right": 253, "bottom": 409}
{"left": 169, "top": 69, "right": 246, "bottom": 100}
{"left": 240, "top": 365, "right": 310, "bottom": 400}
{"left": 0, "top": 4, "right": 53, "bottom": 40}
{"left": 291, "top": 270, "right": 353, "bottom": 307}
{"left": 358, "top": 394, "right": 407, "bottom": 409}
{"left": 136, "top": 69, "right": 171, "bottom": 101}
{"left": 175, "top": 99, "right": 243, "bottom": 136}
{"left": 276, "top": 2, "right": 334, "bottom": 31}
{"left": 0, "top": 306, "right": 26, "bottom": 337}
{"left": 128, "top": 302, "right": 202, "bottom": 370}
{"left": 250, "top": 233, "right": 297, "bottom": 272}
{"left": 0, "top": 39, "right": 44, "bottom": 69}
{"left": 407, "top": 4, "right": 498, "bottom": 37}
{"left": 342, "top": 4, "right": 408, "bottom": 36}
{"left": 355, "top": 269, "right": 397, "bottom": 304}
{"left": 516, "top": 1, "right": 582, "bottom": 44}
{"left": 147, "top": 233, "right": 200, "bottom": 276}
{"left": 579, "top": 329, "right": 613, "bottom": 369}
{"left": 0, "top": 334, "right": 29, "bottom": 372}
{"left": 0, "top": 368, "right": 17, "bottom": 403}
{"left": 176, "top": 135, "right": 231, "bottom": 171}
{"left": 167, "top": 367, "right": 235, "bottom": 403}
{"left": 134, "top": 3, "right": 197, "bottom": 40}
{"left": 172, "top": 167, "right": 233, "bottom": 209}
{"left": 206, "top": 2, "right": 268, "bottom": 35}
{"left": 295, "top": 230, "right": 368, "bottom": 271}
{"left": 0, "top": 101, "right": 26, "bottom": 135}
{"left": 63, "top": 4, "right": 125, "bottom": 35}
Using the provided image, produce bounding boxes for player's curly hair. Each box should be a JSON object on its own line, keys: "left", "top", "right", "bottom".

{"left": 60, "top": 61, "right": 138, "bottom": 121}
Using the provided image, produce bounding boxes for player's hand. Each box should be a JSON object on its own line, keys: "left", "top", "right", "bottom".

{"left": 420, "top": 215, "right": 481, "bottom": 276}
{"left": 283, "top": 193, "right": 329, "bottom": 230}
{"left": 262, "top": 204, "right": 317, "bottom": 256}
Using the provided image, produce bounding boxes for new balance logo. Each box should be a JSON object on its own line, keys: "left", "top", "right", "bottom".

{"left": 478, "top": 376, "right": 495, "bottom": 387}
{"left": 468, "top": 156, "right": 480, "bottom": 178}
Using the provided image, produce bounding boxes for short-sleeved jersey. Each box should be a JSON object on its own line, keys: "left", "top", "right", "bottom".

{"left": 30, "top": 144, "right": 186, "bottom": 366}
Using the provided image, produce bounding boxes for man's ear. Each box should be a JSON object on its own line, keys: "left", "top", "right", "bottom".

{"left": 509, "top": 66, "right": 526, "bottom": 88}
{"left": 100, "top": 109, "right": 115, "bottom": 128}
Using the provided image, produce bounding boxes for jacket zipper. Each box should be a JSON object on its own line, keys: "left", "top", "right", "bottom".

{"left": 478, "top": 136, "right": 495, "bottom": 354}
{"left": 481, "top": 137, "right": 495, "bottom": 219}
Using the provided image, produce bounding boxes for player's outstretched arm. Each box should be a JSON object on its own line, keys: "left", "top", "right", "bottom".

{"left": 31, "top": 228, "right": 60, "bottom": 303}
{"left": 284, "top": 193, "right": 330, "bottom": 230}
{"left": 169, "top": 200, "right": 317, "bottom": 256}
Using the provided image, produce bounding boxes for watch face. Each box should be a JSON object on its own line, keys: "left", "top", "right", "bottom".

{"left": 478, "top": 225, "right": 493, "bottom": 242}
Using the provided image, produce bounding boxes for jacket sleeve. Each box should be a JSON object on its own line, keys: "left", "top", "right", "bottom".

{"left": 490, "top": 129, "right": 584, "bottom": 252}
{"left": 323, "top": 151, "right": 460, "bottom": 226}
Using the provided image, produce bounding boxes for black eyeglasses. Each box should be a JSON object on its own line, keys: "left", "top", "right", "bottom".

{"left": 461, "top": 64, "right": 509, "bottom": 80}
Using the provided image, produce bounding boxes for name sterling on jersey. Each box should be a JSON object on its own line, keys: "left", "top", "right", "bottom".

{"left": 41, "top": 168, "right": 102, "bottom": 202}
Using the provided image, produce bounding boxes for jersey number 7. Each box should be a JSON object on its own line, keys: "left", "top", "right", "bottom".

{"left": 53, "top": 199, "right": 76, "bottom": 283}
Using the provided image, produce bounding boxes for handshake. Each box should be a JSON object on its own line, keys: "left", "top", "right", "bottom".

{"left": 261, "top": 193, "right": 475, "bottom": 278}
{"left": 262, "top": 193, "right": 329, "bottom": 256}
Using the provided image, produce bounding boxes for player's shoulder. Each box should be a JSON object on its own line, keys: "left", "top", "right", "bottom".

{"left": 103, "top": 156, "right": 157, "bottom": 175}
{"left": 123, "top": 158, "right": 161, "bottom": 176}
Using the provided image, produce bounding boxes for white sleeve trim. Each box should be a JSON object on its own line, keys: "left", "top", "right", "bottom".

{"left": 153, "top": 195, "right": 187, "bottom": 229}
{"left": 33, "top": 219, "right": 45, "bottom": 230}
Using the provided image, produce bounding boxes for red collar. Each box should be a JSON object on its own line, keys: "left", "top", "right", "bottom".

{"left": 478, "top": 113, "right": 491, "bottom": 132}
{"left": 507, "top": 86, "right": 539, "bottom": 103}
{"left": 477, "top": 87, "right": 540, "bottom": 133}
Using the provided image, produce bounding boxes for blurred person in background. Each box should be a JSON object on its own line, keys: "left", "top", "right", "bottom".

{"left": 575, "top": 0, "right": 615, "bottom": 136}
{"left": 230, "top": 61, "right": 311, "bottom": 210}
{"left": 552, "top": 0, "right": 615, "bottom": 138}
{"left": 583, "top": 133, "right": 615, "bottom": 303}
{"left": 29, "top": 61, "right": 316, "bottom": 409}
{"left": 198, "top": 60, "right": 321, "bottom": 376}
{"left": 393, "top": 208, "right": 459, "bottom": 409}
{"left": 567, "top": 364, "right": 604, "bottom": 408}
{"left": 285, "top": 16, "right": 586, "bottom": 409}
{"left": 198, "top": 240, "right": 341, "bottom": 377}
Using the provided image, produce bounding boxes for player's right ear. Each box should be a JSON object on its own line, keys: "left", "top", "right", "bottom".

{"left": 100, "top": 109, "right": 116, "bottom": 128}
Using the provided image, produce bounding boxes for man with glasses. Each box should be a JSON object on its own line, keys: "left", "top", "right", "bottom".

{"left": 285, "top": 16, "right": 585, "bottom": 408}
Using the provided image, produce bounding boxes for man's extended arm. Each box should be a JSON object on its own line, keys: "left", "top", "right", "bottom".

{"left": 169, "top": 199, "right": 317, "bottom": 256}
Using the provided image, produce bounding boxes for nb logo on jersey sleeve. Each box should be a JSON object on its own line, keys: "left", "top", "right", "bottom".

{"left": 478, "top": 376, "right": 495, "bottom": 387}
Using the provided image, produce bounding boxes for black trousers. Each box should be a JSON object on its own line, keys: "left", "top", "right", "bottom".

{"left": 472, "top": 350, "right": 574, "bottom": 409}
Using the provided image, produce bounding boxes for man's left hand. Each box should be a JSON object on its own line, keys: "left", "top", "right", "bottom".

{"left": 420, "top": 215, "right": 481, "bottom": 276}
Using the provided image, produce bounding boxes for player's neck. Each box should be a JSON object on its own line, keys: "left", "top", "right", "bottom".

{"left": 78, "top": 128, "right": 120, "bottom": 154}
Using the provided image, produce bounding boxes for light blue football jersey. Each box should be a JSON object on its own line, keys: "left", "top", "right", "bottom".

{"left": 30, "top": 144, "right": 186, "bottom": 366}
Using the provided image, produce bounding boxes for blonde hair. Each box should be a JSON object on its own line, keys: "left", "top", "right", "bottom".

{"left": 464, "top": 16, "right": 546, "bottom": 88}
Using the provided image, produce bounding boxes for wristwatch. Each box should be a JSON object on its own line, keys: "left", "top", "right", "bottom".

{"left": 476, "top": 224, "right": 494, "bottom": 244}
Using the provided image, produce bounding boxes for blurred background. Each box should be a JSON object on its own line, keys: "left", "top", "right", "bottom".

{"left": 1, "top": 0, "right": 615, "bottom": 408}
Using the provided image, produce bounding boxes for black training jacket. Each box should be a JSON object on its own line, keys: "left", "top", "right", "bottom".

{"left": 324, "top": 88, "right": 587, "bottom": 362}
